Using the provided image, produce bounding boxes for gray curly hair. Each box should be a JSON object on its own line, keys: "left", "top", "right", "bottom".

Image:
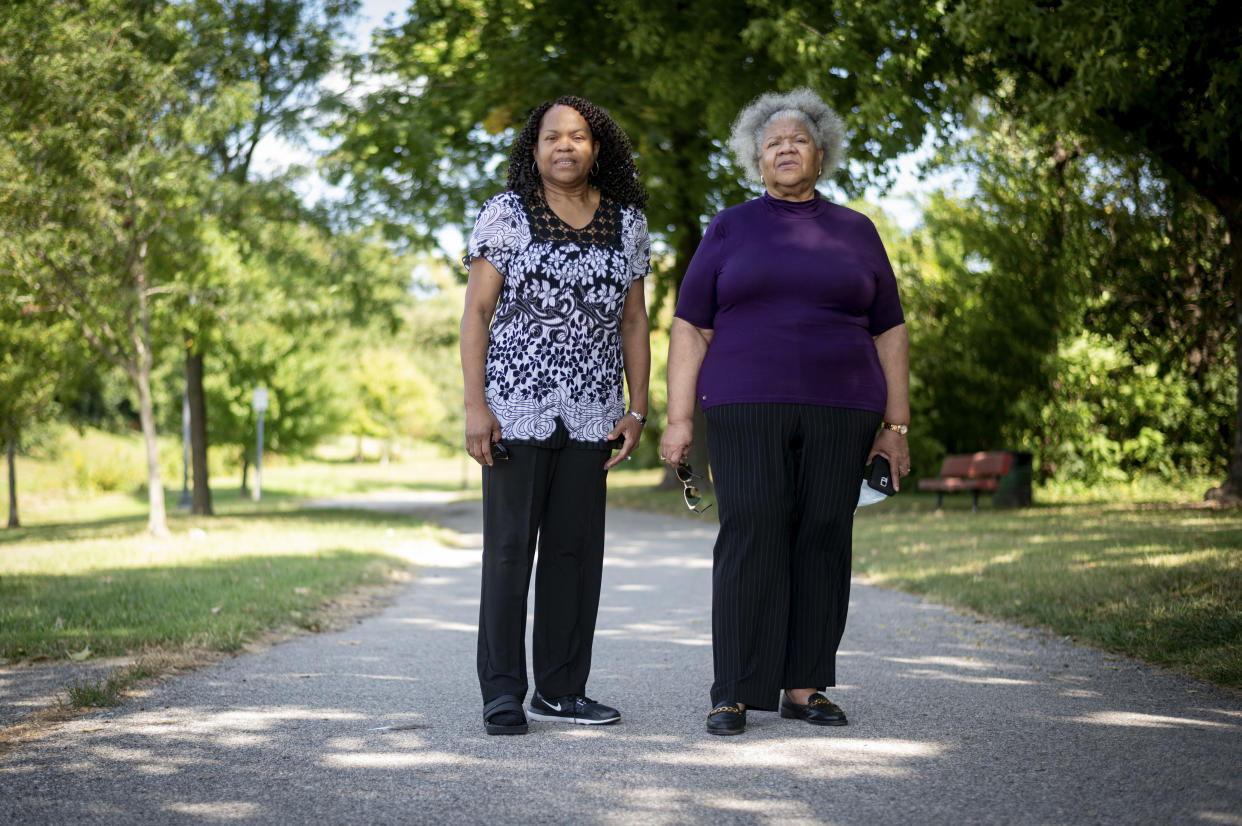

{"left": 727, "top": 87, "right": 845, "bottom": 187}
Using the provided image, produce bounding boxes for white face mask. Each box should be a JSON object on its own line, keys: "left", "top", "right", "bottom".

{"left": 856, "top": 479, "right": 890, "bottom": 508}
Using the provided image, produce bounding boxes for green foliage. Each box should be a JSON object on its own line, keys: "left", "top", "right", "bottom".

{"left": 1037, "top": 333, "right": 1197, "bottom": 484}
{"left": 206, "top": 319, "right": 351, "bottom": 470}
{"left": 899, "top": 114, "right": 1233, "bottom": 484}
{"left": 326, "top": 0, "right": 781, "bottom": 282}
{"left": 0, "top": 0, "right": 228, "bottom": 532}
{"left": 172, "top": 0, "right": 361, "bottom": 183}
{"left": 345, "top": 346, "right": 446, "bottom": 453}
{"left": 0, "top": 282, "right": 73, "bottom": 476}
{"left": 764, "top": 0, "right": 1242, "bottom": 493}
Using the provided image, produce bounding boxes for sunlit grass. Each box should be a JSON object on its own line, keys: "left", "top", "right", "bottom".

{"left": 853, "top": 495, "right": 1242, "bottom": 688}
{"left": 605, "top": 466, "right": 719, "bottom": 518}
{"left": 0, "top": 509, "right": 432, "bottom": 663}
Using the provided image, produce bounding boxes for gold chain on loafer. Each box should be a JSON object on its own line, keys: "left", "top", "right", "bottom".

{"left": 709, "top": 705, "right": 742, "bottom": 715}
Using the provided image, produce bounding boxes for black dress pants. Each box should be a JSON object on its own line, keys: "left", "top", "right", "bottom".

{"left": 705, "top": 403, "right": 880, "bottom": 711}
{"left": 477, "top": 442, "right": 609, "bottom": 705}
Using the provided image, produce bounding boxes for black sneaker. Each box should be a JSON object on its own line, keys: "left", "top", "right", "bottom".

{"left": 527, "top": 691, "right": 621, "bottom": 725}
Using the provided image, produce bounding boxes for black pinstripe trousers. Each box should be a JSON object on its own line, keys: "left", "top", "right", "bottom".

{"left": 477, "top": 443, "right": 610, "bottom": 705}
{"left": 704, "top": 403, "right": 881, "bottom": 711}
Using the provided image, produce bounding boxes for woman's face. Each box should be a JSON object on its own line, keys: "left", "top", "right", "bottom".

{"left": 532, "top": 104, "right": 599, "bottom": 188}
{"left": 757, "top": 116, "right": 824, "bottom": 195}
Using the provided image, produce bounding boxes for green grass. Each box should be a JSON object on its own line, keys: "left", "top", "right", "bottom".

{"left": 852, "top": 491, "right": 1242, "bottom": 689}
{"left": 606, "top": 466, "right": 720, "bottom": 518}
{"left": 0, "top": 508, "right": 434, "bottom": 663}
{"left": 63, "top": 661, "right": 157, "bottom": 709}
{"left": 612, "top": 467, "right": 1242, "bottom": 690}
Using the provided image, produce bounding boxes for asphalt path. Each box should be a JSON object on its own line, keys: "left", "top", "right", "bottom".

{"left": 2, "top": 497, "right": 1241, "bottom": 825}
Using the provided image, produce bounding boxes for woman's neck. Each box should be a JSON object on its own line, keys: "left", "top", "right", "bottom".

{"left": 540, "top": 180, "right": 600, "bottom": 230}
{"left": 764, "top": 183, "right": 817, "bottom": 202}
{"left": 542, "top": 178, "right": 595, "bottom": 205}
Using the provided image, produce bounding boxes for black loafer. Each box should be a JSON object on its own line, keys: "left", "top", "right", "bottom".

{"left": 706, "top": 702, "right": 746, "bottom": 736}
{"left": 779, "top": 692, "right": 847, "bottom": 726}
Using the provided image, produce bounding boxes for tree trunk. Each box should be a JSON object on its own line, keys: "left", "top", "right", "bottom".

{"left": 134, "top": 365, "right": 169, "bottom": 536}
{"left": 185, "top": 347, "right": 213, "bottom": 515}
{"left": 240, "top": 454, "right": 250, "bottom": 498}
{"left": 6, "top": 438, "right": 18, "bottom": 529}
{"left": 1206, "top": 194, "right": 1242, "bottom": 505}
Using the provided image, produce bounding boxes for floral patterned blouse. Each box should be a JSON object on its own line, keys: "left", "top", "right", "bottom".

{"left": 465, "top": 189, "right": 651, "bottom": 447}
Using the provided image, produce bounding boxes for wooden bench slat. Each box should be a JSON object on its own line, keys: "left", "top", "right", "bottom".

{"left": 937, "top": 451, "right": 1012, "bottom": 478}
{"left": 918, "top": 451, "right": 1014, "bottom": 512}
{"left": 917, "top": 478, "right": 1001, "bottom": 492}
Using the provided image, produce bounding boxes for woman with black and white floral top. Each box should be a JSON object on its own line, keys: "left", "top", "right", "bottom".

{"left": 460, "top": 95, "right": 651, "bottom": 736}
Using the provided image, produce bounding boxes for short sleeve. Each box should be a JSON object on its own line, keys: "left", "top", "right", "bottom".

{"left": 673, "top": 213, "right": 730, "bottom": 329}
{"left": 863, "top": 220, "right": 905, "bottom": 336}
{"left": 463, "top": 192, "right": 529, "bottom": 276}
{"left": 626, "top": 209, "right": 652, "bottom": 282}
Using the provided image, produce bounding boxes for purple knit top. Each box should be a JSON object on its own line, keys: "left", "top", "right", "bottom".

{"left": 674, "top": 192, "right": 904, "bottom": 414}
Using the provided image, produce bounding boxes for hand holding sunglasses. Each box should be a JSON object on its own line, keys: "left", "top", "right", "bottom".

{"left": 676, "top": 463, "right": 713, "bottom": 514}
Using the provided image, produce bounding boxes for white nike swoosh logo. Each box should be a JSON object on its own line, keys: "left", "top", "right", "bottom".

{"left": 547, "top": 701, "right": 563, "bottom": 712}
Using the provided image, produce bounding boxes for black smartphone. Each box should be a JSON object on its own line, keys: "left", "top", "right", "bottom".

{"left": 490, "top": 441, "right": 510, "bottom": 461}
{"left": 865, "top": 456, "right": 895, "bottom": 496}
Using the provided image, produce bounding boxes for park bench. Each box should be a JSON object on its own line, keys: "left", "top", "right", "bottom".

{"left": 918, "top": 451, "right": 1014, "bottom": 512}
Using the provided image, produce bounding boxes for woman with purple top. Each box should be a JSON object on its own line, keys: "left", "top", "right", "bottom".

{"left": 659, "top": 88, "right": 911, "bottom": 736}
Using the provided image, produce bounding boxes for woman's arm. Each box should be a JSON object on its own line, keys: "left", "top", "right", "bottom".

{"left": 460, "top": 258, "right": 504, "bottom": 466}
{"left": 604, "top": 279, "right": 651, "bottom": 469}
{"left": 870, "top": 322, "right": 910, "bottom": 489}
{"left": 659, "top": 317, "right": 715, "bottom": 467}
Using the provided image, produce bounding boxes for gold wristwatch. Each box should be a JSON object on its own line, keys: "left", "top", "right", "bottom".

{"left": 880, "top": 421, "right": 908, "bottom": 435}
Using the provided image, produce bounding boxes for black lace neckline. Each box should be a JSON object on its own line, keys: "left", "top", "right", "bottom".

{"left": 525, "top": 189, "right": 623, "bottom": 248}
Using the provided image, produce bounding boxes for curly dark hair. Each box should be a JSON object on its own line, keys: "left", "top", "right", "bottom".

{"left": 505, "top": 95, "right": 649, "bottom": 211}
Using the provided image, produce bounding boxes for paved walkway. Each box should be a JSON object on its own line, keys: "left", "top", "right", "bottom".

{"left": 2, "top": 499, "right": 1241, "bottom": 825}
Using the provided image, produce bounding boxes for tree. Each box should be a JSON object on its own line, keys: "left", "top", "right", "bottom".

{"left": 161, "top": 0, "right": 361, "bottom": 514}
{"left": 207, "top": 318, "right": 350, "bottom": 494}
{"left": 0, "top": 289, "right": 71, "bottom": 528}
{"left": 897, "top": 112, "right": 1234, "bottom": 482}
{"left": 758, "top": 0, "right": 1242, "bottom": 498}
{"left": 345, "top": 346, "right": 445, "bottom": 462}
{"left": 189, "top": 214, "right": 411, "bottom": 492}
{"left": 0, "top": 0, "right": 212, "bottom": 535}
{"left": 326, "top": 0, "right": 803, "bottom": 482}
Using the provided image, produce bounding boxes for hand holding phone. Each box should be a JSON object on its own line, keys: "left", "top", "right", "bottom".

{"left": 858, "top": 456, "right": 895, "bottom": 507}
{"left": 867, "top": 456, "right": 895, "bottom": 496}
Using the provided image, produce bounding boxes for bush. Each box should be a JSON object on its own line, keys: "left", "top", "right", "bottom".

{"left": 1032, "top": 332, "right": 1197, "bottom": 484}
